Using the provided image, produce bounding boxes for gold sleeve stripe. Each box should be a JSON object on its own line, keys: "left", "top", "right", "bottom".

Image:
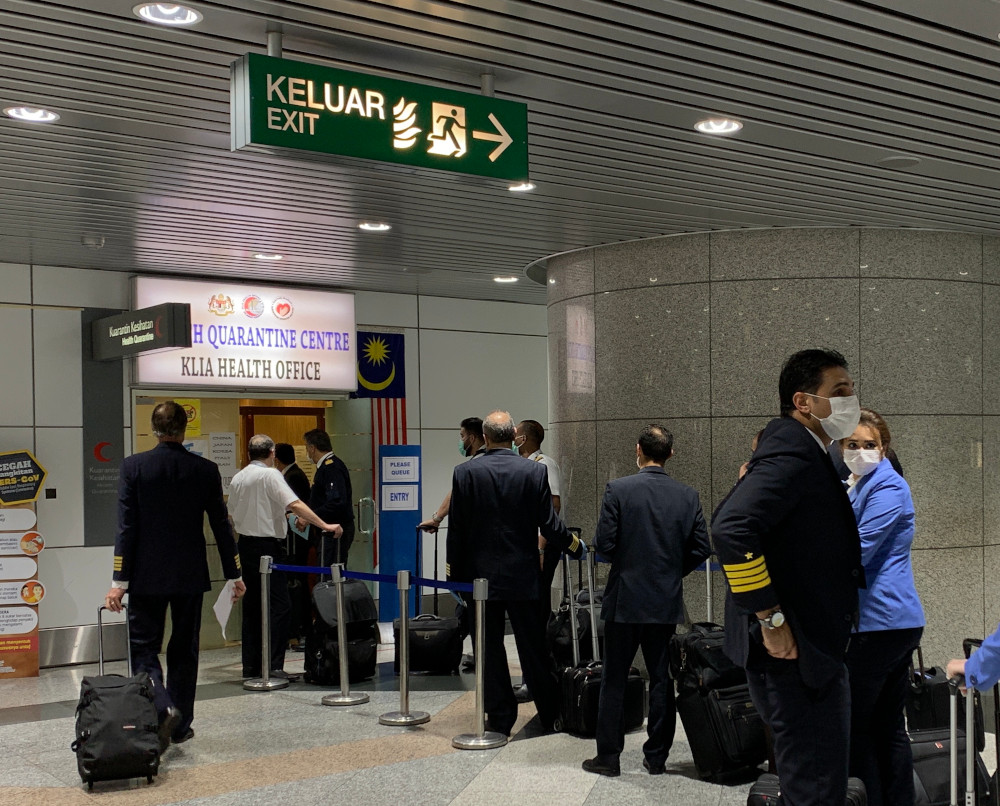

{"left": 445, "top": 562, "right": 451, "bottom": 575}
{"left": 235, "top": 555, "right": 242, "bottom": 570}
{"left": 113, "top": 557, "right": 123, "bottom": 569}
{"left": 729, "top": 568, "right": 769, "bottom": 587}
{"left": 723, "top": 556, "right": 766, "bottom": 573}
{"left": 726, "top": 563, "right": 768, "bottom": 580}
{"left": 568, "top": 534, "right": 581, "bottom": 554}
{"left": 731, "top": 572, "right": 772, "bottom": 593}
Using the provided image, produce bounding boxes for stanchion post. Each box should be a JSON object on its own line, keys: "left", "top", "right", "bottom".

{"left": 379, "top": 570, "right": 429, "bottom": 726}
{"left": 322, "top": 564, "right": 370, "bottom": 706}
{"left": 453, "top": 578, "right": 507, "bottom": 749}
{"left": 244, "top": 555, "right": 288, "bottom": 691}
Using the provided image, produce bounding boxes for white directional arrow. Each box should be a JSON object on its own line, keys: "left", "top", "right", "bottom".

{"left": 472, "top": 113, "right": 513, "bottom": 162}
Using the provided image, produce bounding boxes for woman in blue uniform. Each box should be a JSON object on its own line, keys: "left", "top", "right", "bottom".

{"left": 841, "top": 408, "right": 925, "bottom": 806}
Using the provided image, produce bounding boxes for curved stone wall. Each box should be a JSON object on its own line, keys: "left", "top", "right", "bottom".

{"left": 545, "top": 227, "right": 1000, "bottom": 666}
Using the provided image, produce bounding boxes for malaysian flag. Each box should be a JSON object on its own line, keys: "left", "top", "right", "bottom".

{"left": 353, "top": 332, "right": 407, "bottom": 567}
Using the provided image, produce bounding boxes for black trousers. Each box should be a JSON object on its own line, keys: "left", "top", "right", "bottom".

{"left": 747, "top": 656, "right": 851, "bottom": 806}
{"left": 318, "top": 521, "right": 354, "bottom": 571}
{"left": 845, "top": 626, "right": 923, "bottom": 806}
{"left": 239, "top": 535, "right": 291, "bottom": 676}
{"left": 287, "top": 530, "right": 311, "bottom": 640}
{"left": 596, "top": 621, "right": 675, "bottom": 765}
{"left": 128, "top": 592, "right": 203, "bottom": 737}
{"left": 475, "top": 598, "right": 559, "bottom": 736}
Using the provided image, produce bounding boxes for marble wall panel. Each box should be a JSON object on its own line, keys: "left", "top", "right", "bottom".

{"left": 983, "top": 417, "right": 1000, "bottom": 547}
{"left": 860, "top": 280, "right": 981, "bottom": 415}
{"left": 710, "top": 279, "right": 860, "bottom": 417}
{"left": 860, "top": 229, "right": 981, "bottom": 282}
{"left": 984, "top": 287, "right": 1000, "bottom": 416}
{"left": 912, "top": 547, "right": 984, "bottom": 668}
{"left": 709, "top": 416, "right": 775, "bottom": 515}
{"left": 984, "top": 236, "right": 1000, "bottom": 286}
{"left": 547, "top": 249, "right": 594, "bottom": 304}
{"left": 595, "top": 233, "right": 710, "bottom": 293}
{"left": 547, "top": 420, "right": 598, "bottom": 543}
{"left": 547, "top": 297, "right": 596, "bottom": 423}
{"left": 595, "top": 284, "right": 710, "bottom": 420}
{"left": 984, "top": 545, "right": 1000, "bottom": 640}
{"left": 709, "top": 228, "right": 859, "bottom": 281}
{"left": 594, "top": 417, "right": 712, "bottom": 517}
{"left": 888, "top": 416, "right": 982, "bottom": 550}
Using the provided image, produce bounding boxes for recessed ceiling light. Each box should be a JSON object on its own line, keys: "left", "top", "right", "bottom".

{"left": 133, "top": 3, "right": 203, "bottom": 26}
{"left": 694, "top": 118, "right": 743, "bottom": 135}
{"left": 253, "top": 253, "right": 282, "bottom": 260}
{"left": 359, "top": 222, "right": 391, "bottom": 232}
{"left": 493, "top": 276, "right": 519, "bottom": 283}
{"left": 4, "top": 106, "right": 59, "bottom": 123}
{"left": 508, "top": 181, "right": 536, "bottom": 192}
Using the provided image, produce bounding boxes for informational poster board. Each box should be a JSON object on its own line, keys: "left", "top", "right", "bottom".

{"left": 0, "top": 508, "right": 42, "bottom": 678}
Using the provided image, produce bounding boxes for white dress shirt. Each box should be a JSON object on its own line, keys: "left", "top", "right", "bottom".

{"left": 527, "top": 450, "right": 562, "bottom": 497}
{"left": 228, "top": 460, "right": 299, "bottom": 539}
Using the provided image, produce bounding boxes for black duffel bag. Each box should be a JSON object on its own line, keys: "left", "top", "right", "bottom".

{"left": 393, "top": 614, "right": 463, "bottom": 675}
{"left": 668, "top": 621, "right": 746, "bottom": 695}
{"left": 304, "top": 626, "right": 378, "bottom": 685}
{"left": 547, "top": 603, "right": 604, "bottom": 667}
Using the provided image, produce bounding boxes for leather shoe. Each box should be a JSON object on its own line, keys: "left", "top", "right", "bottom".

{"left": 269, "top": 669, "right": 300, "bottom": 681}
{"left": 173, "top": 728, "right": 194, "bottom": 744}
{"left": 643, "top": 758, "right": 666, "bottom": 775}
{"left": 582, "top": 757, "right": 620, "bottom": 777}
{"left": 512, "top": 683, "right": 533, "bottom": 703}
{"left": 158, "top": 707, "right": 182, "bottom": 753}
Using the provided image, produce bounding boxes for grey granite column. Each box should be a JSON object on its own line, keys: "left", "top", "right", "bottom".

{"left": 544, "top": 227, "right": 1000, "bottom": 667}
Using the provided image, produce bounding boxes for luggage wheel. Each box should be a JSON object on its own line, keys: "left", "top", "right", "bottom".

{"left": 147, "top": 775, "right": 154, "bottom": 784}
{"left": 87, "top": 781, "right": 94, "bottom": 791}
{"left": 553, "top": 717, "right": 563, "bottom": 732}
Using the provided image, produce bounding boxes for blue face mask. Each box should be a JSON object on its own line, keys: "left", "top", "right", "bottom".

{"left": 459, "top": 439, "right": 468, "bottom": 457}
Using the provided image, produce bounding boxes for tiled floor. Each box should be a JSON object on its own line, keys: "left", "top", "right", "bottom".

{"left": 2, "top": 637, "right": 991, "bottom": 805}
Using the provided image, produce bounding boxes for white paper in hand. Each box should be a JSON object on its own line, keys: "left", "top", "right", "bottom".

{"left": 213, "top": 579, "right": 236, "bottom": 640}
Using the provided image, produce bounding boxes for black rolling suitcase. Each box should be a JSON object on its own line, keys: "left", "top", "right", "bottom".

{"left": 547, "top": 536, "right": 604, "bottom": 667}
{"left": 908, "top": 645, "right": 985, "bottom": 751}
{"left": 747, "top": 772, "right": 867, "bottom": 805}
{"left": 554, "top": 550, "right": 646, "bottom": 736}
{"left": 304, "top": 577, "right": 379, "bottom": 684}
{"left": 393, "top": 527, "right": 463, "bottom": 674}
{"left": 72, "top": 606, "right": 160, "bottom": 790}
{"left": 671, "top": 622, "right": 767, "bottom": 781}
{"left": 911, "top": 638, "right": 996, "bottom": 806}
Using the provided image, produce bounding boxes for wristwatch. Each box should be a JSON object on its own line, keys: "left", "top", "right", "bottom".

{"left": 758, "top": 609, "right": 786, "bottom": 630}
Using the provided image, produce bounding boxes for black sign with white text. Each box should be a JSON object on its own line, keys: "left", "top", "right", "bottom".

{"left": 91, "top": 303, "right": 191, "bottom": 361}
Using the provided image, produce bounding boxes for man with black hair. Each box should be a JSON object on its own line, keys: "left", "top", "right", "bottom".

{"left": 446, "top": 410, "right": 585, "bottom": 738}
{"left": 105, "top": 401, "right": 245, "bottom": 749}
{"left": 582, "top": 425, "right": 710, "bottom": 777}
{"left": 230, "top": 434, "right": 342, "bottom": 680}
{"left": 303, "top": 428, "right": 354, "bottom": 567}
{"left": 712, "top": 349, "right": 865, "bottom": 806}
{"left": 418, "top": 416, "right": 485, "bottom": 533}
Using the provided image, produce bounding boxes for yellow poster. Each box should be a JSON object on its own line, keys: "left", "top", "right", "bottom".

{"left": 175, "top": 398, "right": 202, "bottom": 437}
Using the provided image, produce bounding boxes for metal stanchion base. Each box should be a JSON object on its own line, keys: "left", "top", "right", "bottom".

{"left": 379, "top": 710, "right": 430, "bottom": 726}
{"left": 322, "top": 692, "right": 370, "bottom": 706}
{"left": 243, "top": 677, "right": 289, "bottom": 692}
{"left": 452, "top": 731, "right": 508, "bottom": 750}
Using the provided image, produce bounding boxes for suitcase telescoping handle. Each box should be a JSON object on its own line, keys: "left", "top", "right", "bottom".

{"left": 563, "top": 552, "right": 581, "bottom": 668}
{"left": 963, "top": 638, "right": 1000, "bottom": 784}
{"left": 584, "top": 548, "right": 601, "bottom": 663}
{"left": 949, "top": 675, "right": 976, "bottom": 806}
{"left": 97, "top": 604, "right": 131, "bottom": 676}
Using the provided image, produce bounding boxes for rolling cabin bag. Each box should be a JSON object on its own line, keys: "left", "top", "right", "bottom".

{"left": 747, "top": 773, "right": 867, "bottom": 805}
{"left": 554, "top": 550, "right": 646, "bottom": 736}
{"left": 911, "top": 638, "right": 996, "bottom": 806}
{"left": 392, "top": 527, "right": 463, "bottom": 674}
{"left": 304, "top": 578, "right": 379, "bottom": 684}
{"left": 671, "top": 622, "right": 767, "bottom": 781}
{"left": 907, "top": 644, "right": 985, "bottom": 752}
{"left": 72, "top": 606, "right": 160, "bottom": 790}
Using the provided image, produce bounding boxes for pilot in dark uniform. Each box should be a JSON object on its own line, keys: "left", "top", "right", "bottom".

{"left": 711, "top": 349, "right": 865, "bottom": 806}
{"left": 105, "top": 401, "right": 244, "bottom": 748}
{"left": 446, "top": 410, "right": 584, "bottom": 738}
{"left": 304, "top": 428, "right": 354, "bottom": 567}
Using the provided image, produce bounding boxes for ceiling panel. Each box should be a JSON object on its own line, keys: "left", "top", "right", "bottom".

{"left": 3, "top": 0, "right": 1000, "bottom": 304}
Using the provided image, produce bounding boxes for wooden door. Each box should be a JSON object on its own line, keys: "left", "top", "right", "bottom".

{"left": 239, "top": 408, "right": 325, "bottom": 481}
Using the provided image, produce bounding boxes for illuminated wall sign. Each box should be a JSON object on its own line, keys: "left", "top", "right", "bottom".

{"left": 134, "top": 277, "right": 356, "bottom": 392}
{"left": 231, "top": 53, "right": 529, "bottom": 181}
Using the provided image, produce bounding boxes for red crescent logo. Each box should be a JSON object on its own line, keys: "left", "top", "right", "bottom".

{"left": 94, "top": 442, "right": 112, "bottom": 462}
{"left": 155, "top": 316, "right": 163, "bottom": 337}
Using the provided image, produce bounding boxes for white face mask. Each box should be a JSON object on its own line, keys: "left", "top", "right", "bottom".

{"left": 843, "top": 449, "right": 881, "bottom": 477}
{"left": 806, "top": 393, "right": 861, "bottom": 441}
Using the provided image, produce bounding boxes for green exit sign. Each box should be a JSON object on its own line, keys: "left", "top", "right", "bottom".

{"left": 231, "top": 53, "right": 529, "bottom": 181}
